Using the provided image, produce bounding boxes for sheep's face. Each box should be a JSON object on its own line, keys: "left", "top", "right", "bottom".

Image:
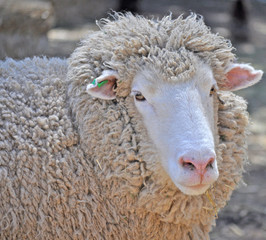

{"left": 86, "top": 59, "right": 262, "bottom": 196}
{"left": 131, "top": 63, "right": 218, "bottom": 195}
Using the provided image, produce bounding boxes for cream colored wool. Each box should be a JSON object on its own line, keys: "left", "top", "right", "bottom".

{"left": 0, "top": 14, "right": 249, "bottom": 240}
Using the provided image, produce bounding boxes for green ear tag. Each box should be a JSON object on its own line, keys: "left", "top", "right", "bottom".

{"left": 97, "top": 80, "right": 108, "bottom": 88}
{"left": 92, "top": 79, "right": 96, "bottom": 85}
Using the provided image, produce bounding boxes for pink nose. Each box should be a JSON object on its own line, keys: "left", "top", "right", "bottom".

{"left": 179, "top": 155, "right": 215, "bottom": 176}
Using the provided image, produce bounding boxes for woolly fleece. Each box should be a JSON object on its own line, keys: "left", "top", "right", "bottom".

{"left": 0, "top": 14, "right": 248, "bottom": 240}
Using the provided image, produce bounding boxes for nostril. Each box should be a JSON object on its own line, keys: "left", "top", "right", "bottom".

{"left": 206, "top": 157, "right": 215, "bottom": 169}
{"left": 183, "top": 162, "right": 196, "bottom": 171}
{"left": 179, "top": 157, "right": 196, "bottom": 171}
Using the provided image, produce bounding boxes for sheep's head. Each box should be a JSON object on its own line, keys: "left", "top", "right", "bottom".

{"left": 86, "top": 56, "right": 262, "bottom": 196}
{"left": 68, "top": 13, "right": 263, "bottom": 198}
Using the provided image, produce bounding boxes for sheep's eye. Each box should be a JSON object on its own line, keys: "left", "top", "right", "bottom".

{"left": 209, "top": 86, "right": 216, "bottom": 97}
{"left": 135, "top": 92, "right": 146, "bottom": 101}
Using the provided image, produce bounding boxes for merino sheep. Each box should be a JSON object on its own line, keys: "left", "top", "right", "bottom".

{"left": 0, "top": 13, "right": 263, "bottom": 240}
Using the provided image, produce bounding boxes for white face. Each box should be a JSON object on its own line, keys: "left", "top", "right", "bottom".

{"left": 86, "top": 58, "right": 262, "bottom": 196}
{"left": 131, "top": 63, "right": 219, "bottom": 195}
{"left": 87, "top": 60, "right": 262, "bottom": 195}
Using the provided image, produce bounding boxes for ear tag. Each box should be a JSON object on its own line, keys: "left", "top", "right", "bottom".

{"left": 97, "top": 80, "right": 108, "bottom": 87}
{"left": 87, "top": 79, "right": 108, "bottom": 90}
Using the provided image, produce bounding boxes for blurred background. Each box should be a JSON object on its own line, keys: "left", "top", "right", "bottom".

{"left": 0, "top": 0, "right": 265, "bottom": 239}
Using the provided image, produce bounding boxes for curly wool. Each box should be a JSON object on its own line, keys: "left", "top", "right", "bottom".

{"left": 68, "top": 13, "right": 234, "bottom": 98}
{"left": 0, "top": 14, "right": 248, "bottom": 240}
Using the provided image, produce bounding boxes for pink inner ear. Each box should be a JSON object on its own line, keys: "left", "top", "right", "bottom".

{"left": 223, "top": 65, "right": 262, "bottom": 91}
{"left": 226, "top": 67, "right": 257, "bottom": 87}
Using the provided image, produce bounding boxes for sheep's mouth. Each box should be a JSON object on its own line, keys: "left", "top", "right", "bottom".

{"left": 178, "top": 183, "right": 211, "bottom": 196}
{"left": 185, "top": 184, "right": 208, "bottom": 190}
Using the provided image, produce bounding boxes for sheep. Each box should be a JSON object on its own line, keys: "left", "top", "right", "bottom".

{"left": 0, "top": 13, "right": 263, "bottom": 240}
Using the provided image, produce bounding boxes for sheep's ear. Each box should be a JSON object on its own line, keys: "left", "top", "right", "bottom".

{"left": 220, "top": 63, "right": 263, "bottom": 91}
{"left": 86, "top": 70, "right": 118, "bottom": 100}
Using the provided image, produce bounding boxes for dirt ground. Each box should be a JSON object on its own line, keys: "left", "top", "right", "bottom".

{"left": 4, "top": 0, "right": 266, "bottom": 239}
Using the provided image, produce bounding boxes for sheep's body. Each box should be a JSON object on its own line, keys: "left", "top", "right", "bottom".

{"left": 0, "top": 14, "right": 252, "bottom": 239}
